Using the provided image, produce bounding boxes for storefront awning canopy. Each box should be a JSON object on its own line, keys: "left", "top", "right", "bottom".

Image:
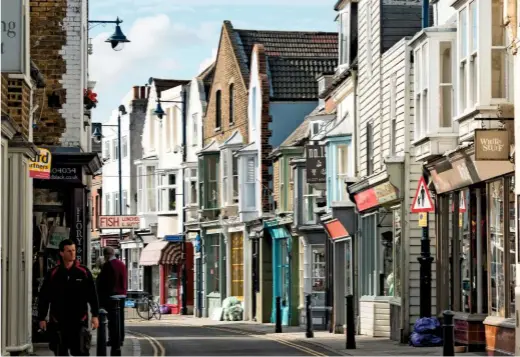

{"left": 139, "top": 240, "right": 183, "bottom": 266}
{"left": 324, "top": 219, "right": 350, "bottom": 240}
{"left": 267, "top": 226, "right": 290, "bottom": 239}
{"left": 139, "top": 240, "right": 168, "bottom": 266}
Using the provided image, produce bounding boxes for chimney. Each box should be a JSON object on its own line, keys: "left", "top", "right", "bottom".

{"left": 133, "top": 86, "right": 139, "bottom": 99}
{"left": 140, "top": 86, "right": 146, "bottom": 99}
{"left": 317, "top": 74, "right": 334, "bottom": 106}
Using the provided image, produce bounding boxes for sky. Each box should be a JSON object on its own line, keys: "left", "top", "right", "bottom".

{"left": 88, "top": 0, "right": 338, "bottom": 123}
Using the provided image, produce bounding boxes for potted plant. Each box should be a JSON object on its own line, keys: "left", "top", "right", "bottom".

{"left": 84, "top": 89, "right": 98, "bottom": 109}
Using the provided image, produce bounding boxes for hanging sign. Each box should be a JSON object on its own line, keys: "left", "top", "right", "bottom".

{"left": 474, "top": 129, "right": 510, "bottom": 161}
{"left": 29, "top": 148, "right": 52, "bottom": 179}
{"left": 305, "top": 145, "right": 326, "bottom": 183}
{"left": 1, "top": 0, "right": 26, "bottom": 73}
{"left": 411, "top": 176, "right": 434, "bottom": 213}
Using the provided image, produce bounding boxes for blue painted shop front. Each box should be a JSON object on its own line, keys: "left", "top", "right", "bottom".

{"left": 265, "top": 223, "right": 292, "bottom": 326}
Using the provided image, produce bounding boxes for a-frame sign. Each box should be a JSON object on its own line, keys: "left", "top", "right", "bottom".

{"left": 411, "top": 176, "right": 435, "bottom": 213}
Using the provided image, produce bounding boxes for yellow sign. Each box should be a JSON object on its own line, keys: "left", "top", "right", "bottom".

{"left": 418, "top": 212, "right": 428, "bottom": 227}
{"left": 29, "top": 148, "right": 52, "bottom": 179}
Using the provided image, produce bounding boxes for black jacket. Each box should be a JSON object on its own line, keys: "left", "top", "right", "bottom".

{"left": 38, "top": 260, "right": 99, "bottom": 324}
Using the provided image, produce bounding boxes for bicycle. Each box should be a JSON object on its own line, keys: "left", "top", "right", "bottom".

{"left": 135, "top": 294, "right": 162, "bottom": 321}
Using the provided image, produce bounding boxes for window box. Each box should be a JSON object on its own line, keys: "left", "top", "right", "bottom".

{"left": 410, "top": 28, "right": 459, "bottom": 161}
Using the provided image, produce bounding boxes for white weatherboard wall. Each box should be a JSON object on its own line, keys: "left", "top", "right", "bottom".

{"left": 60, "top": 0, "right": 90, "bottom": 151}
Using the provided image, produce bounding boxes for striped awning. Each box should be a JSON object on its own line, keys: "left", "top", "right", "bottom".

{"left": 139, "top": 240, "right": 168, "bottom": 266}
{"left": 159, "top": 243, "right": 183, "bottom": 265}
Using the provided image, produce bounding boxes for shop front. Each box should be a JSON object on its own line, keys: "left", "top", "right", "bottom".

{"left": 31, "top": 149, "right": 102, "bottom": 342}
{"left": 349, "top": 174, "right": 403, "bottom": 339}
{"left": 427, "top": 145, "right": 515, "bottom": 354}
{"left": 264, "top": 219, "right": 299, "bottom": 326}
{"left": 202, "top": 227, "right": 227, "bottom": 319}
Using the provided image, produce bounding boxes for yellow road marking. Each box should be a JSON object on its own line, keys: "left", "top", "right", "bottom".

{"left": 204, "top": 325, "right": 326, "bottom": 356}
{"left": 130, "top": 330, "right": 165, "bottom": 357}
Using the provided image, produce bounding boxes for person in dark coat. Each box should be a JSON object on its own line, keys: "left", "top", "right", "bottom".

{"left": 38, "top": 239, "right": 99, "bottom": 356}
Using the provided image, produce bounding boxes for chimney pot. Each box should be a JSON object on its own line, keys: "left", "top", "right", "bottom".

{"left": 140, "top": 86, "right": 146, "bottom": 99}
{"left": 133, "top": 86, "right": 139, "bottom": 99}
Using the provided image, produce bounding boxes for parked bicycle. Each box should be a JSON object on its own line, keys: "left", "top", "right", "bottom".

{"left": 134, "top": 294, "right": 162, "bottom": 321}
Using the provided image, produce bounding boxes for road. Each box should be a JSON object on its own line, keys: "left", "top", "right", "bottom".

{"left": 127, "top": 324, "right": 338, "bottom": 356}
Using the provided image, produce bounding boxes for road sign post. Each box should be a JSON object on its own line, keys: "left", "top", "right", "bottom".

{"left": 411, "top": 176, "right": 435, "bottom": 318}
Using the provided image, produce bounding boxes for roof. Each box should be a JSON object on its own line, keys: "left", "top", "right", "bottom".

{"left": 320, "top": 59, "right": 357, "bottom": 99}
{"left": 278, "top": 106, "right": 333, "bottom": 147}
{"left": 149, "top": 78, "right": 190, "bottom": 97}
{"left": 224, "top": 21, "right": 338, "bottom": 100}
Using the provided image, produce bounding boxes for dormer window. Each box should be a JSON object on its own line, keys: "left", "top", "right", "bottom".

{"left": 338, "top": 8, "right": 350, "bottom": 66}
{"left": 310, "top": 121, "right": 322, "bottom": 137}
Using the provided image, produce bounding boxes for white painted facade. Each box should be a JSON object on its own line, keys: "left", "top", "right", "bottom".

{"left": 60, "top": 0, "right": 91, "bottom": 152}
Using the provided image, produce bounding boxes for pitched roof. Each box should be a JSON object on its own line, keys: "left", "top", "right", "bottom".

{"left": 149, "top": 78, "right": 190, "bottom": 97}
{"left": 223, "top": 21, "right": 338, "bottom": 100}
{"left": 279, "top": 106, "right": 334, "bottom": 147}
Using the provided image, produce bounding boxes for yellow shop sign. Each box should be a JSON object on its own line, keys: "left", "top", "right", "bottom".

{"left": 29, "top": 148, "right": 52, "bottom": 179}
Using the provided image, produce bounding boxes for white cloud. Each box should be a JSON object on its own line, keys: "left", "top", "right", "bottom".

{"left": 198, "top": 48, "right": 218, "bottom": 73}
{"left": 158, "top": 58, "right": 179, "bottom": 71}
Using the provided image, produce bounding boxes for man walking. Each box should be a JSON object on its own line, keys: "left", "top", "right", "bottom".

{"left": 97, "top": 247, "right": 127, "bottom": 349}
{"left": 38, "top": 239, "right": 99, "bottom": 356}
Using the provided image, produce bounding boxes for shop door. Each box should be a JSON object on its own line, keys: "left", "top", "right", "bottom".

{"left": 272, "top": 237, "right": 291, "bottom": 325}
{"left": 167, "top": 265, "right": 180, "bottom": 314}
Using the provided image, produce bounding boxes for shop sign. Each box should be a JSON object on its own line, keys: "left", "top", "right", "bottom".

{"left": 29, "top": 148, "right": 52, "bottom": 179}
{"left": 474, "top": 129, "right": 510, "bottom": 161}
{"left": 165, "top": 234, "right": 183, "bottom": 242}
{"left": 354, "top": 182, "right": 399, "bottom": 211}
{"left": 99, "top": 215, "right": 140, "bottom": 229}
{"left": 75, "top": 206, "right": 84, "bottom": 264}
{"left": 305, "top": 145, "right": 326, "bottom": 184}
{"left": 1, "top": 0, "right": 26, "bottom": 73}
{"left": 50, "top": 165, "right": 82, "bottom": 183}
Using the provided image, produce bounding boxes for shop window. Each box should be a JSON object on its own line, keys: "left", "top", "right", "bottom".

{"left": 507, "top": 176, "right": 516, "bottom": 317}
{"left": 311, "top": 245, "right": 325, "bottom": 306}
{"left": 152, "top": 265, "right": 160, "bottom": 302}
{"left": 489, "top": 179, "right": 505, "bottom": 316}
{"left": 166, "top": 265, "right": 179, "bottom": 305}
{"left": 206, "top": 234, "right": 220, "bottom": 294}
{"left": 230, "top": 233, "right": 244, "bottom": 300}
{"left": 391, "top": 210, "right": 402, "bottom": 297}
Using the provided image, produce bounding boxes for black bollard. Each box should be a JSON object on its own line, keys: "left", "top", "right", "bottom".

{"left": 110, "top": 297, "right": 122, "bottom": 356}
{"left": 275, "top": 296, "right": 282, "bottom": 333}
{"left": 111, "top": 295, "right": 126, "bottom": 344}
{"left": 97, "top": 309, "right": 108, "bottom": 356}
{"left": 442, "top": 310, "right": 455, "bottom": 356}
{"left": 305, "top": 294, "right": 314, "bottom": 338}
{"left": 345, "top": 295, "right": 356, "bottom": 349}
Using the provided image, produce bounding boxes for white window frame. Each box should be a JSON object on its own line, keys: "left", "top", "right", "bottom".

{"left": 158, "top": 172, "right": 178, "bottom": 213}
{"left": 490, "top": 0, "right": 507, "bottom": 101}
{"left": 103, "top": 141, "right": 111, "bottom": 160}
{"left": 105, "top": 193, "right": 111, "bottom": 215}
{"left": 337, "top": 144, "right": 349, "bottom": 201}
{"left": 122, "top": 136, "right": 128, "bottom": 158}
{"left": 137, "top": 166, "right": 144, "bottom": 213}
{"left": 114, "top": 192, "right": 119, "bottom": 215}
{"left": 122, "top": 190, "right": 128, "bottom": 215}
{"left": 243, "top": 156, "right": 256, "bottom": 210}
{"left": 187, "top": 167, "right": 198, "bottom": 206}
{"left": 145, "top": 165, "right": 157, "bottom": 212}
{"left": 338, "top": 7, "right": 350, "bottom": 67}
{"left": 302, "top": 169, "right": 318, "bottom": 224}
{"left": 113, "top": 139, "right": 119, "bottom": 161}
{"left": 221, "top": 149, "right": 239, "bottom": 207}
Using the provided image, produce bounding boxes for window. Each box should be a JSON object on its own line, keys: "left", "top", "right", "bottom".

{"left": 113, "top": 139, "right": 119, "bottom": 160}
{"left": 230, "top": 232, "right": 243, "bottom": 300}
{"left": 215, "top": 90, "right": 222, "bottom": 129}
{"left": 366, "top": 5, "right": 373, "bottom": 76}
{"left": 122, "top": 136, "right": 128, "bottom": 158}
{"left": 103, "top": 141, "right": 111, "bottom": 160}
{"left": 311, "top": 245, "right": 326, "bottom": 306}
{"left": 507, "top": 176, "right": 516, "bottom": 317}
{"left": 206, "top": 234, "right": 221, "bottom": 294}
{"left": 489, "top": 179, "right": 505, "bottom": 316}
{"left": 491, "top": 0, "right": 506, "bottom": 99}
{"left": 244, "top": 157, "right": 256, "bottom": 209}
{"left": 229, "top": 84, "right": 234, "bottom": 124}
{"left": 222, "top": 153, "right": 229, "bottom": 206}
{"left": 207, "top": 156, "right": 219, "bottom": 209}
{"left": 251, "top": 87, "right": 257, "bottom": 129}
{"left": 105, "top": 193, "right": 111, "bottom": 215}
{"left": 146, "top": 166, "right": 156, "bottom": 212}
{"left": 458, "top": 4, "right": 477, "bottom": 111}
{"left": 440, "top": 42, "right": 453, "bottom": 127}
{"left": 366, "top": 123, "right": 374, "bottom": 175}
{"left": 389, "top": 74, "right": 397, "bottom": 155}
{"left": 122, "top": 190, "right": 128, "bottom": 215}
{"left": 189, "top": 168, "right": 197, "bottom": 205}
{"left": 232, "top": 156, "right": 239, "bottom": 203}
{"left": 114, "top": 192, "right": 119, "bottom": 215}
{"left": 337, "top": 145, "right": 349, "bottom": 201}
{"left": 339, "top": 9, "right": 350, "bottom": 65}
{"left": 192, "top": 113, "right": 199, "bottom": 146}
{"left": 137, "top": 166, "right": 143, "bottom": 212}
{"left": 303, "top": 170, "right": 318, "bottom": 224}
{"left": 159, "top": 173, "right": 177, "bottom": 212}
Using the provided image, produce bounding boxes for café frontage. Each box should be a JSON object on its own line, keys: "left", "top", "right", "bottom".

{"left": 426, "top": 134, "right": 515, "bottom": 354}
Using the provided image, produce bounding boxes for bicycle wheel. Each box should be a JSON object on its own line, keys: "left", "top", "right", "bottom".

{"left": 151, "top": 301, "right": 162, "bottom": 320}
{"left": 136, "top": 299, "right": 154, "bottom": 320}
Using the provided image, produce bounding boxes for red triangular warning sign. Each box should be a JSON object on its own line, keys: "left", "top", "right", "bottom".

{"left": 411, "top": 177, "right": 435, "bottom": 213}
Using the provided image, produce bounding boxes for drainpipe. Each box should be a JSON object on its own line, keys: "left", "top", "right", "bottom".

{"left": 422, "top": 0, "right": 429, "bottom": 28}
{"left": 181, "top": 86, "right": 188, "bottom": 315}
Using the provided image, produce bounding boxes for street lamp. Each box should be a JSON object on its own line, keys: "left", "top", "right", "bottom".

{"left": 153, "top": 93, "right": 189, "bottom": 315}
{"left": 88, "top": 17, "right": 130, "bottom": 51}
{"left": 92, "top": 104, "right": 127, "bottom": 243}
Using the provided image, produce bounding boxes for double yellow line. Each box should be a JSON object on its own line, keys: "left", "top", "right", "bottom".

{"left": 130, "top": 330, "right": 165, "bottom": 357}
{"left": 204, "top": 326, "right": 327, "bottom": 356}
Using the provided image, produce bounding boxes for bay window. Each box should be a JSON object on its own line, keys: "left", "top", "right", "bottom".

{"left": 199, "top": 154, "right": 219, "bottom": 210}
{"left": 221, "top": 149, "right": 238, "bottom": 207}
{"left": 244, "top": 156, "right": 256, "bottom": 210}
{"left": 159, "top": 173, "right": 177, "bottom": 212}
{"left": 232, "top": 156, "right": 239, "bottom": 203}
{"left": 337, "top": 144, "right": 349, "bottom": 201}
{"left": 303, "top": 169, "right": 318, "bottom": 224}
{"left": 146, "top": 166, "right": 157, "bottom": 212}
{"left": 188, "top": 168, "right": 197, "bottom": 206}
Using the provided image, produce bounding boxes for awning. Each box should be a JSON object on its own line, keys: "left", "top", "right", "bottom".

{"left": 324, "top": 219, "right": 350, "bottom": 240}
{"left": 160, "top": 243, "right": 183, "bottom": 265}
{"left": 139, "top": 240, "right": 168, "bottom": 266}
{"left": 266, "top": 226, "right": 290, "bottom": 239}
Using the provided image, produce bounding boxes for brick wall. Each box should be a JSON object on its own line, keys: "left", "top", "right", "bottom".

{"left": 203, "top": 25, "right": 249, "bottom": 146}
{"left": 1, "top": 75, "right": 8, "bottom": 116}
{"left": 30, "top": 0, "right": 86, "bottom": 147}
{"left": 6, "top": 78, "right": 31, "bottom": 139}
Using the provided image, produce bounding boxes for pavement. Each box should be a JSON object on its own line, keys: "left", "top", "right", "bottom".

{"left": 126, "top": 314, "right": 487, "bottom": 356}
{"left": 31, "top": 329, "right": 139, "bottom": 356}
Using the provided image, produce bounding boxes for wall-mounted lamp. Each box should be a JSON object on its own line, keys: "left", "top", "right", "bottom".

{"left": 88, "top": 17, "right": 130, "bottom": 51}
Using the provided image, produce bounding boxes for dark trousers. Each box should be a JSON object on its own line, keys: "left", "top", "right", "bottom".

{"left": 49, "top": 321, "right": 90, "bottom": 356}
{"left": 103, "top": 298, "right": 125, "bottom": 346}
